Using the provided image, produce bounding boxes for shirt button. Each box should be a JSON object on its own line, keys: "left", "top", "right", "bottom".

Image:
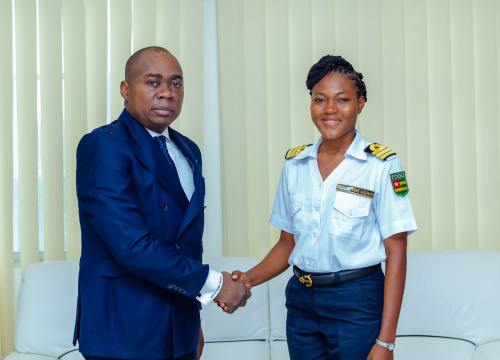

{"left": 308, "top": 259, "right": 313, "bottom": 264}
{"left": 161, "top": 204, "right": 168, "bottom": 212}
{"left": 312, "top": 232, "right": 318, "bottom": 238}
{"left": 175, "top": 242, "right": 181, "bottom": 250}
{"left": 314, "top": 207, "right": 319, "bottom": 212}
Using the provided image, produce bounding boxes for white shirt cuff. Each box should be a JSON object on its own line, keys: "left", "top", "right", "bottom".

{"left": 197, "top": 268, "right": 223, "bottom": 305}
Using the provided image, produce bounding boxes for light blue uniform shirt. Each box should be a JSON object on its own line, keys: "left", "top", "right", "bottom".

{"left": 270, "top": 131, "right": 417, "bottom": 273}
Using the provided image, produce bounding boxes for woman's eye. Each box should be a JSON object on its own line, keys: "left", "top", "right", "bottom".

{"left": 314, "top": 98, "right": 324, "bottom": 103}
{"left": 338, "top": 98, "right": 349, "bottom": 103}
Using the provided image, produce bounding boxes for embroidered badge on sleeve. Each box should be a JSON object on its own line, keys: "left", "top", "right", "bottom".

{"left": 390, "top": 171, "right": 409, "bottom": 196}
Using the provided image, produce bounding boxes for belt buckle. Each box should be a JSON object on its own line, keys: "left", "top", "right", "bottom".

{"left": 299, "top": 274, "right": 313, "bottom": 287}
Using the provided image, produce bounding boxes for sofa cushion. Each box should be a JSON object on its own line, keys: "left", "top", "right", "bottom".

{"left": 15, "top": 260, "right": 79, "bottom": 358}
{"left": 473, "top": 340, "right": 500, "bottom": 360}
{"left": 398, "top": 250, "right": 500, "bottom": 345}
{"left": 202, "top": 257, "right": 269, "bottom": 342}
{"left": 203, "top": 341, "right": 269, "bottom": 360}
{"left": 4, "top": 352, "right": 56, "bottom": 360}
{"left": 394, "top": 336, "right": 475, "bottom": 360}
{"left": 270, "top": 340, "right": 289, "bottom": 360}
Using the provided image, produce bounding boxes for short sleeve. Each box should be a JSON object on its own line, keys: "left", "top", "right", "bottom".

{"left": 269, "top": 162, "right": 294, "bottom": 233}
{"left": 375, "top": 157, "right": 418, "bottom": 239}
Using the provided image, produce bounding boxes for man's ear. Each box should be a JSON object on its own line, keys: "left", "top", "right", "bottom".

{"left": 120, "top": 81, "right": 129, "bottom": 101}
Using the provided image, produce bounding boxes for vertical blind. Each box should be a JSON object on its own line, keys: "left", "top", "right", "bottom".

{"left": 1, "top": 0, "right": 500, "bottom": 357}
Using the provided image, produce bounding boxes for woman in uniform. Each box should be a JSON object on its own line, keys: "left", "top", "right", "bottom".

{"left": 220, "top": 55, "right": 417, "bottom": 360}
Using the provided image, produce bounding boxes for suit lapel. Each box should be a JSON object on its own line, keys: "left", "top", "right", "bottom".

{"left": 118, "top": 110, "right": 189, "bottom": 212}
{"left": 169, "top": 129, "right": 205, "bottom": 239}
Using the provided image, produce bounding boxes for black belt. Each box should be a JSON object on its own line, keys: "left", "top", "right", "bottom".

{"left": 293, "top": 264, "right": 381, "bottom": 287}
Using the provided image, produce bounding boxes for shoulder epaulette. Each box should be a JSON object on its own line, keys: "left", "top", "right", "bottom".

{"left": 364, "top": 143, "right": 396, "bottom": 161}
{"left": 285, "top": 144, "right": 312, "bottom": 159}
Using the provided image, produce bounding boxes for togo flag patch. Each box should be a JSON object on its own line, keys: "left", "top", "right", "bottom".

{"left": 390, "top": 171, "right": 409, "bottom": 196}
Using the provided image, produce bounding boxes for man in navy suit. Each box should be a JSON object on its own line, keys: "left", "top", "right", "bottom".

{"left": 73, "top": 46, "right": 250, "bottom": 360}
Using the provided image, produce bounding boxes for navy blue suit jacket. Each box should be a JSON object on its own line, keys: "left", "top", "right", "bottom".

{"left": 73, "top": 109, "right": 209, "bottom": 359}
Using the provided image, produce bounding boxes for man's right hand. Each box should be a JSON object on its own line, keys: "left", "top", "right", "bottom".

{"left": 214, "top": 271, "right": 251, "bottom": 314}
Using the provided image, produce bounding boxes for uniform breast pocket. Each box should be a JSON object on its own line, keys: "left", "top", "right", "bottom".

{"left": 330, "top": 191, "right": 371, "bottom": 241}
{"left": 290, "top": 193, "right": 305, "bottom": 235}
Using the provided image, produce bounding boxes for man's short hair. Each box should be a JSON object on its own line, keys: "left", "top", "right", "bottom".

{"left": 124, "top": 46, "right": 171, "bottom": 82}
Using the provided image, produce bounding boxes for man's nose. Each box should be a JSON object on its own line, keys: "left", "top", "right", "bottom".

{"left": 158, "top": 84, "right": 174, "bottom": 99}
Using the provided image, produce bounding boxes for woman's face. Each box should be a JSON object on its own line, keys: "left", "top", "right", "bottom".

{"left": 310, "top": 72, "right": 365, "bottom": 143}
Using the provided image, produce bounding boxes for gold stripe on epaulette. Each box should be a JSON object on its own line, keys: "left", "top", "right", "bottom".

{"left": 285, "top": 144, "right": 312, "bottom": 159}
{"left": 364, "top": 143, "right": 396, "bottom": 161}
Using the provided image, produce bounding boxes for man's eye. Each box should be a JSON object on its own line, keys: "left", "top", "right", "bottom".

{"left": 314, "top": 98, "right": 324, "bottom": 103}
{"left": 148, "top": 81, "right": 158, "bottom": 86}
{"left": 172, "top": 82, "right": 182, "bottom": 88}
{"left": 338, "top": 98, "right": 349, "bottom": 103}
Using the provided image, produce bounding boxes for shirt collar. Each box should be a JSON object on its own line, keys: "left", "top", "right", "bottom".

{"left": 145, "top": 126, "right": 170, "bottom": 140}
{"left": 293, "top": 130, "right": 368, "bottom": 161}
{"left": 292, "top": 137, "right": 321, "bottom": 160}
{"left": 345, "top": 130, "right": 368, "bottom": 161}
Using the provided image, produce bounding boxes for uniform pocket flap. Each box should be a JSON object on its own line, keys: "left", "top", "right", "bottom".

{"left": 334, "top": 191, "right": 371, "bottom": 218}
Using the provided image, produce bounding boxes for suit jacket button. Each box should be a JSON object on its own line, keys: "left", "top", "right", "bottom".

{"left": 175, "top": 242, "right": 181, "bottom": 250}
{"left": 161, "top": 204, "right": 168, "bottom": 212}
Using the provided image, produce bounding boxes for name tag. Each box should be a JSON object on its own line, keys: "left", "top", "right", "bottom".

{"left": 336, "top": 184, "right": 375, "bottom": 199}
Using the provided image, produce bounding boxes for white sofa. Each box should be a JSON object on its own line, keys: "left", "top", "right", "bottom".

{"left": 5, "top": 251, "right": 500, "bottom": 360}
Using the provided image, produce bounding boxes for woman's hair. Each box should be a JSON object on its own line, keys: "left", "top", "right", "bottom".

{"left": 306, "top": 55, "right": 367, "bottom": 101}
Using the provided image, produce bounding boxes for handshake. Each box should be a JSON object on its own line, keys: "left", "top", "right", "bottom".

{"left": 213, "top": 270, "right": 252, "bottom": 314}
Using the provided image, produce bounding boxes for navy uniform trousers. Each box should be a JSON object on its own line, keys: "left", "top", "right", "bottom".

{"left": 82, "top": 352, "right": 196, "bottom": 360}
{"left": 286, "top": 268, "right": 384, "bottom": 360}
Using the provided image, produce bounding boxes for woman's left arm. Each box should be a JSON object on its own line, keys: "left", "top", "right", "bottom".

{"left": 367, "top": 231, "right": 407, "bottom": 360}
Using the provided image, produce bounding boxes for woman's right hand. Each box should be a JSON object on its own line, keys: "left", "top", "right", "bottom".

{"left": 231, "top": 270, "right": 252, "bottom": 290}
{"left": 215, "top": 270, "right": 252, "bottom": 312}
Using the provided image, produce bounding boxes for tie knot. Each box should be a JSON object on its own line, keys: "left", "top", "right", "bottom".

{"left": 154, "top": 135, "right": 167, "bottom": 149}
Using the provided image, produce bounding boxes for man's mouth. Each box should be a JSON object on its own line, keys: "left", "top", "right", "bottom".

{"left": 152, "top": 106, "right": 174, "bottom": 116}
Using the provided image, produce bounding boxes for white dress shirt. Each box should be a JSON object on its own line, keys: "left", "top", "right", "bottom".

{"left": 270, "top": 131, "right": 418, "bottom": 273}
{"left": 146, "top": 127, "right": 222, "bottom": 305}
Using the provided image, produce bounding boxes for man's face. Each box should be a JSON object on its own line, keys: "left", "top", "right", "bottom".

{"left": 120, "top": 50, "right": 184, "bottom": 133}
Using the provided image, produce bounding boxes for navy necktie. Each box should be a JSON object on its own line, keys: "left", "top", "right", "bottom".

{"left": 154, "top": 135, "right": 179, "bottom": 178}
